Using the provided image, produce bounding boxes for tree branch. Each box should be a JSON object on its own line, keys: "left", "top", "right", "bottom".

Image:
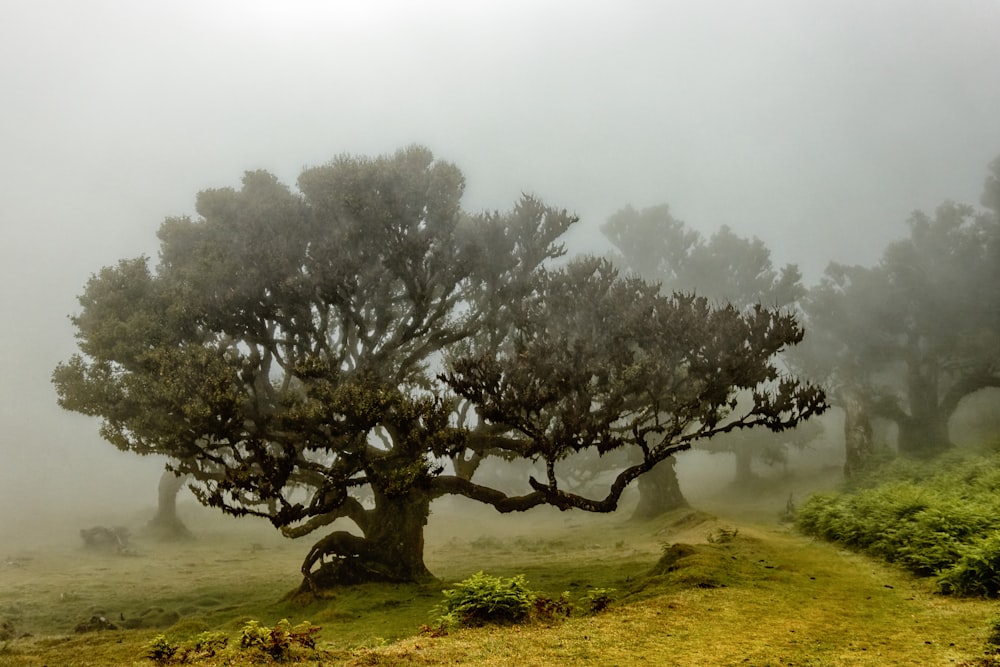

{"left": 280, "top": 496, "right": 368, "bottom": 539}
{"left": 940, "top": 372, "right": 1000, "bottom": 420}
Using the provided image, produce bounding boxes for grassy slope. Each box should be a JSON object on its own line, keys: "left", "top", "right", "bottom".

{"left": 403, "top": 528, "right": 995, "bottom": 666}
{"left": 0, "top": 499, "right": 996, "bottom": 666}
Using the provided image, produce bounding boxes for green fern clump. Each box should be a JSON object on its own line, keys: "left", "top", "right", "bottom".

{"left": 939, "top": 532, "right": 1000, "bottom": 597}
{"left": 435, "top": 572, "right": 535, "bottom": 628}
{"left": 239, "top": 619, "right": 271, "bottom": 650}
{"left": 798, "top": 482, "right": 939, "bottom": 557}
{"left": 799, "top": 483, "right": 990, "bottom": 575}
{"left": 794, "top": 492, "right": 838, "bottom": 537}
{"left": 798, "top": 449, "right": 1000, "bottom": 594}
{"left": 191, "top": 630, "right": 228, "bottom": 652}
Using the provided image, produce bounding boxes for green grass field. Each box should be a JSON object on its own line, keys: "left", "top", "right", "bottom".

{"left": 1, "top": 480, "right": 997, "bottom": 666}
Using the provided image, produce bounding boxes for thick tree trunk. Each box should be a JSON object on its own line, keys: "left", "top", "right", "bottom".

{"left": 630, "top": 456, "right": 688, "bottom": 520}
{"left": 364, "top": 488, "right": 433, "bottom": 580}
{"left": 146, "top": 470, "right": 192, "bottom": 540}
{"left": 299, "top": 488, "right": 433, "bottom": 593}
{"left": 897, "top": 410, "right": 951, "bottom": 457}
{"left": 842, "top": 390, "right": 875, "bottom": 477}
{"left": 896, "top": 363, "right": 952, "bottom": 457}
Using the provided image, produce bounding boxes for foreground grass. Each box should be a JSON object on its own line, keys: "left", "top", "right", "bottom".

{"left": 355, "top": 528, "right": 997, "bottom": 667}
{"left": 1, "top": 502, "right": 997, "bottom": 666}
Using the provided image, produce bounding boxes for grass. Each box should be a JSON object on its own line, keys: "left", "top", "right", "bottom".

{"left": 354, "top": 527, "right": 997, "bottom": 666}
{"left": 0, "top": 489, "right": 997, "bottom": 666}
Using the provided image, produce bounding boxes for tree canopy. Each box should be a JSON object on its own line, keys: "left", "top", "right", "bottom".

{"left": 54, "top": 146, "right": 825, "bottom": 590}
{"left": 600, "top": 204, "right": 813, "bottom": 500}
{"left": 602, "top": 204, "right": 804, "bottom": 309}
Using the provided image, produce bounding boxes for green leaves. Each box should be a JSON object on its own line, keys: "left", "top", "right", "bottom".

{"left": 445, "top": 256, "right": 826, "bottom": 513}
{"left": 435, "top": 572, "right": 535, "bottom": 628}
{"left": 940, "top": 534, "right": 1000, "bottom": 597}
{"left": 145, "top": 620, "right": 318, "bottom": 664}
{"left": 54, "top": 146, "right": 575, "bottom": 549}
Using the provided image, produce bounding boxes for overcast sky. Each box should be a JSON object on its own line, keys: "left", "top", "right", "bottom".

{"left": 2, "top": 0, "right": 999, "bottom": 532}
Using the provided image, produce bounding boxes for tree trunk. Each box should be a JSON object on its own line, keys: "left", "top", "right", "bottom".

{"left": 630, "top": 456, "right": 688, "bottom": 520}
{"left": 842, "top": 390, "right": 875, "bottom": 477}
{"left": 896, "top": 361, "right": 952, "bottom": 457}
{"left": 299, "top": 487, "right": 433, "bottom": 593}
{"left": 146, "top": 470, "right": 192, "bottom": 540}
{"left": 897, "top": 410, "right": 951, "bottom": 457}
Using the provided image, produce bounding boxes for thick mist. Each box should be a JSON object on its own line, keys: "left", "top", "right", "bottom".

{"left": 2, "top": 1, "right": 1000, "bottom": 548}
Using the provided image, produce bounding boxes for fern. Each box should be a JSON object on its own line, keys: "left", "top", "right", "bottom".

{"left": 798, "top": 449, "right": 1000, "bottom": 595}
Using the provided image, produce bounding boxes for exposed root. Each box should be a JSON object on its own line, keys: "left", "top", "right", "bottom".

{"left": 295, "top": 531, "right": 433, "bottom": 597}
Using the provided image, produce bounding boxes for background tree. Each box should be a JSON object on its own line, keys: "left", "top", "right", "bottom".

{"left": 799, "top": 156, "right": 1000, "bottom": 465}
{"left": 601, "top": 205, "right": 809, "bottom": 513}
{"left": 54, "top": 147, "right": 825, "bottom": 592}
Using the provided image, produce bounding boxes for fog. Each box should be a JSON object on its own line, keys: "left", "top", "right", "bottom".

{"left": 2, "top": 1, "right": 999, "bottom": 541}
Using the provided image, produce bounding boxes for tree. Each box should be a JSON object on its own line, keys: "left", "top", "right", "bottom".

{"left": 445, "top": 256, "right": 825, "bottom": 508}
{"left": 800, "top": 157, "right": 1000, "bottom": 461}
{"left": 54, "top": 147, "right": 825, "bottom": 591}
{"left": 601, "top": 205, "right": 809, "bottom": 510}
{"left": 602, "top": 205, "right": 804, "bottom": 309}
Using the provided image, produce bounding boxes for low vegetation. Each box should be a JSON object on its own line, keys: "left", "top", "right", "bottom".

{"left": 798, "top": 444, "right": 1000, "bottom": 596}
{"left": 145, "top": 619, "right": 321, "bottom": 664}
{"left": 434, "top": 572, "right": 536, "bottom": 628}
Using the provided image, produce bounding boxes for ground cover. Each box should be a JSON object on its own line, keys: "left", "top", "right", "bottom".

{"left": 0, "top": 490, "right": 997, "bottom": 665}
{"left": 798, "top": 446, "right": 1000, "bottom": 596}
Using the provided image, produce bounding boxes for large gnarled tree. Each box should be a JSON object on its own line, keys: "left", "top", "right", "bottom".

{"left": 54, "top": 147, "right": 825, "bottom": 591}
{"left": 800, "top": 156, "right": 1000, "bottom": 463}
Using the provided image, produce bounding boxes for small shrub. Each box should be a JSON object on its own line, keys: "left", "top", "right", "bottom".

{"left": 240, "top": 618, "right": 321, "bottom": 658}
{"left": 291, "top": 620, "right": 322, "bottom": 649}
{"left": 239, "top": 619, "right": 271, "bottom": 651}
{"left": 145, "top": 634, "right": 178, "bottom": 665}
{"left": 584, "top": 587, "right": 616, "bottom": 614}
{"left": 145, "top": 619, "right": 319, "bottom": 664}
{"left": 191, "top": 630, "right": 228, "bottom": 654}
{"left": 435, "top": 572, "right": 534, "bottom": 628}
{"left": 532, "top": 592, "right": 572, "bottom": 622}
